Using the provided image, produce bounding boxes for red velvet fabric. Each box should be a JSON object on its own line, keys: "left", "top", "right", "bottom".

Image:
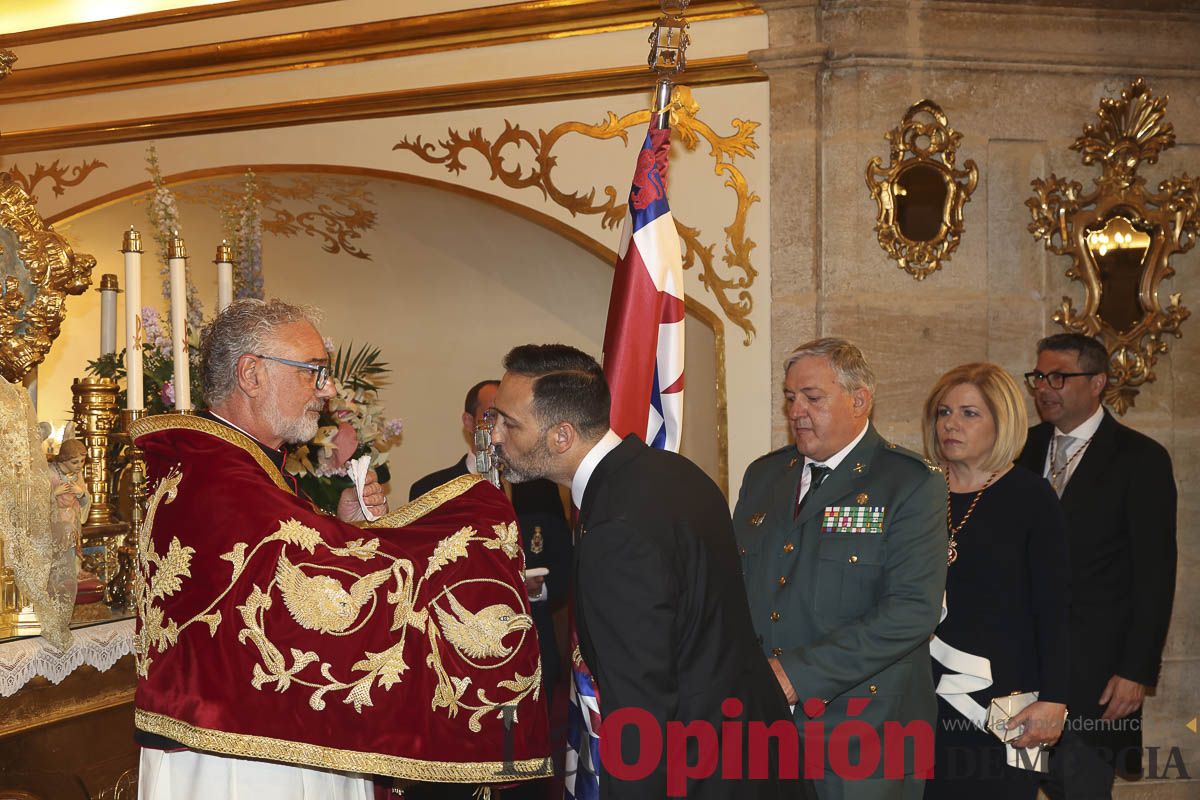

{"left": 133, "top": 419, "right": 550, "bottom": 782}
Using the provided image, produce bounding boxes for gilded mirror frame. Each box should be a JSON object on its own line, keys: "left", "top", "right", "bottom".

{"left": 1027, "top": 78, "right": 1197, "bottom": 414}
{"left": 866, "top": 100, "right": 978, "bottom": 280}
{"left": 0, "top": 173, "right": 96, "bottom": 383}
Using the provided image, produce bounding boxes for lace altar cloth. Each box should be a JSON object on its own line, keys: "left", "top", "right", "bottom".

{"left": 0, "top": 618, "right": 135, "bottom": 697}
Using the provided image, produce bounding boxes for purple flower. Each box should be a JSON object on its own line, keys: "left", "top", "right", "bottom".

{"left": 160, "top": 380, "right": 175, "bottom": 407}
{"left": 141, "top": 306, "right": 172, "bottom": 352}
{"left": 383, "top": 418, "right": 404, "bottom": 439}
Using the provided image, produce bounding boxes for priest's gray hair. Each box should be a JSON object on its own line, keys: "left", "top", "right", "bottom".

{"left": 784, "top": 337, "right": 876, "bottom": 407}
{"left": 201, "top": 299, "right": 322, "bottom": 406}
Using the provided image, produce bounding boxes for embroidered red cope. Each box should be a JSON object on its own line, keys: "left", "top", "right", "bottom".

{"left": 131, "top": 415, "right": 551, "bottom": 783}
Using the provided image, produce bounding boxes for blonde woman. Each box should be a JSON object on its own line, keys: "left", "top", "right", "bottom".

{"left": 922, "top": 363, "right": 1070, "bottom": 798}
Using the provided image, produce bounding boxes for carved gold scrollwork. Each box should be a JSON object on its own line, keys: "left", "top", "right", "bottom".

{"left": 173, "top": 174, "right": 377, "bottom": 260}
{"left": 0, "top": 174, "right": 96, "bottom": 382}
{"left": 1027, "top": 78, "right": 1197, "bottom": 414}
{"left": 5, "top": 159, "right": 108, "bottom": 204}
{"left": 865, "top": 100, "right": 978, "bottom": 280}
{"left": 393, "top": 86, "right": 761, "bottom": 343}
{"left": 0, "top": 49, "right": 14, "bottom": 81}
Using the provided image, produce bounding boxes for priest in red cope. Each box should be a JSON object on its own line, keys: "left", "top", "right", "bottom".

{"left": 131, "top": 299, "right": 550, "bottom": 800}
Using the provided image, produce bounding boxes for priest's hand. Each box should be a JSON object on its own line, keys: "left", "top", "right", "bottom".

{"left": 337, "top": 470, "right": 389, "bottom": 522}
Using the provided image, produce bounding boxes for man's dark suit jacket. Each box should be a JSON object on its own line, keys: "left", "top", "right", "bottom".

{"left": 1017, "top": 411, "right": 1177, "bottom": 774}
{"left": 576, "top": 435, "right": 805, "bottom": 800}
{"left": 410, "top": 458, "right": 571, "bottom": 690}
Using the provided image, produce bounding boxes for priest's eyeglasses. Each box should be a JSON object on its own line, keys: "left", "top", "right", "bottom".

{"left": 256, "top": 354, "right": 330, "bottom": 390}
{"left": 1023, "top": 370, "right": 1099, "bottom": 390}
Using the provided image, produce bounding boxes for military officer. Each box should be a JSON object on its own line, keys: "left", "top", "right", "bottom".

{"left": 733, "top": 337, "right": 947, "bottom": 800}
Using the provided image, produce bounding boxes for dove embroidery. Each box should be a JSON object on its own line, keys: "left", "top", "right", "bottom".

{"left": 275, "top": 554, "right": 391, "bottom": 634}
{"left": 434, "top": 591, "right": 532, "bottom": 660}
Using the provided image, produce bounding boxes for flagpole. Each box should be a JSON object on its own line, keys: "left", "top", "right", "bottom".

{"left": 564, "top": 6, "right": 693, "bottom": 799}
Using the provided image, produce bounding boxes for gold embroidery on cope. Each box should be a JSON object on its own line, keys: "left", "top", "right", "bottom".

{"left": 133, "top": 469, "right": 540, "bottom": 733}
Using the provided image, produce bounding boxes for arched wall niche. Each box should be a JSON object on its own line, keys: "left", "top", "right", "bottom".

{"left": 39, "top": 164, "right": 728, "bottom": 495}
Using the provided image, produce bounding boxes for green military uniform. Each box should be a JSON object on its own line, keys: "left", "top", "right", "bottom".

{"left": 733, "top": 424, "right": 947, "bottom": 800}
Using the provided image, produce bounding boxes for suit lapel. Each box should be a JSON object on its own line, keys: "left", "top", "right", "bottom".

{"left": 1020, "top": 423, "right": 1053, "bottom": 474}
{"left": 579, "top": 435, "right": 641, "bottom": 526}
{"left": 794, "top": 425, "right": 881, "bottom": 528}
{"left": 1061, "top": 410, "right": 1117, "bottom": 506}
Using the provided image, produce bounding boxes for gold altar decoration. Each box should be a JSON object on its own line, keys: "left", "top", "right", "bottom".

{"left": 0, "top": 173, "right": 97, "bottom": 383}
{"left": 0, "top": 48, "right": 15, "bottom": 80}
{"left": 393, "top": 85, "right": 762, "bottom": 344}
{"left": 865, "top": 99, "right": 979, "bottom": 280}
{"left": 71, "top": 377, "right": 121, "bottom": 527}
{"left": 1027, "top": 78, "right": 1197, "bottom": 414}
{"left": 5, "top": 158, "right": 109, "bottom": 204}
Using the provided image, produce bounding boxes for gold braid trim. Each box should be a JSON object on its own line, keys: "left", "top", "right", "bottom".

{"left": 135, "top": 709, "right": 553, "bottom": 782}
{"left": 131, "top": 413, "right": 293, "bottom": 494}
{"left": 363, "top": 474, "right": 483, "bottom": 528}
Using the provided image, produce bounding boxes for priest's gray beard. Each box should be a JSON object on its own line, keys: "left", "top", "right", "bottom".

{"left": 264, "top": 387, "right": 322, "bottom": 445}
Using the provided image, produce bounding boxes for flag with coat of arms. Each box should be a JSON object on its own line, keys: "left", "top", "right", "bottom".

{"left": 563, "top": 118, "right": 685, "bottom": 799}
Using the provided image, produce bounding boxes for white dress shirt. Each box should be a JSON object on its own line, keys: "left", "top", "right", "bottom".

{"left": 1041, "top": 404, "right": 1104, "bottom": 489}
{"left": 797, "top": 422, "right": 870, "bottom": 510}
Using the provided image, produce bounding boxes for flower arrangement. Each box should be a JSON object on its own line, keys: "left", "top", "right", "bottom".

{"left": 86, "top": 307, "right": 206, "bottom": 414}
{"left": 221, "top": 169, "right": 265, "bottom": 300}
{"left": 285, "top": 343, "right": 404, "bottom": 514}
{"left": 145, "top": 145, "right": 204, "bottom": 331}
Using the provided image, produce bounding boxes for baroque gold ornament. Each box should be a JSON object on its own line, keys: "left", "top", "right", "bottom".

{"left": 0, "top": 174, "right": 96, "bottom": 383}
{"left": 393, "top": 85, "right": 762, "bottom": 343}
{"left": 866, "top": 100, "right": 978, "bottom": 280}
{"left": 5, "top": 158, "right": 108, "bottom": 204}
{"left": 1027, "top": 78, "right": 1197, "bottom": 414}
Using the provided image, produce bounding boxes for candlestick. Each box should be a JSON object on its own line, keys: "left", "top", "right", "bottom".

{"left": 121, "top": 227, "right": 144, "bottom": 411}
{"left": 167, "top": 232, "right": 192, "bottom": 411}
{"left": 97, "top": 273, "right": 120, "bottom": 356}
{"left": 215, "top": 240, "right": 234, "bottom": 313}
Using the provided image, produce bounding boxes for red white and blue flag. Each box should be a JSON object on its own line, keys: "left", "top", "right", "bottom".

{"left": 564, "top": 120, "right": 685, "bottom": 800}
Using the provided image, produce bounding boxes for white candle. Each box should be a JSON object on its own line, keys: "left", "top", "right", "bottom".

{"left": 122, "top": 228, "right": 144, "bottom": 411}
{"left": 98, "top": 274, "right": 118, "bottom": 356}
{"left": 215, "top": 240, "right": 234, "bottom": 313}
{"left": 168, "top": 233, "right": 191, "bottom": 411}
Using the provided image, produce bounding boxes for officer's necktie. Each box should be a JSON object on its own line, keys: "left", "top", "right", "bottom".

{"left": 794, "top": 463, "right": 831, "bottom": 519}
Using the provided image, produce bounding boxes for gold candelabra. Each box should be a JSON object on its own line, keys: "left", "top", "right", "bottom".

{"left": 71, "top": 377, "right": 120, "bottom": 526}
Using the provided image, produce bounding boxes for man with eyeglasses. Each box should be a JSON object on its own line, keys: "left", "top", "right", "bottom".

{"left": 131, "top": 299, "right": 551, "bottom": 799}
{"left": 1016, "top": 333, "right": 1177, "bottom": 799}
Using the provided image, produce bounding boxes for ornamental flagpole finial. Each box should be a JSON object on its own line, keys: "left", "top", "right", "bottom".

{"left": 648, "top": 0, "right": 690, "bottom": 129}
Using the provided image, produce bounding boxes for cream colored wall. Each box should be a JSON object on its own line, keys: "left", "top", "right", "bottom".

{"left": 757, "top": 2, "right": 1199, "bottom": 796}
{"left": 12, "top": 77, "right": 774, "bottom": 496}
{"left": 3, "top": 1, "right": 775, "bottom": 495}
{"left": 38, "top": 172, "right": 722, "bottom": 494}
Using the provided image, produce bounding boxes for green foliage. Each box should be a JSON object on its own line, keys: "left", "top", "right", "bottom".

{"left": 331, "top": 342, "right": 389, "bottom": 392}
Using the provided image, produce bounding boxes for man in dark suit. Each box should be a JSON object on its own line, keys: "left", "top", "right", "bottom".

{"left": 409, "top": 379, "right": 572, "bottom": 800}
{"left": 732, "top": 338, "right": 946, "bottom": 800}
{"left": 490, "top": 344, "right": 806, "bottom": 800}
{"left": 1017, "top": 333, "right": 1177, "bottom": 798}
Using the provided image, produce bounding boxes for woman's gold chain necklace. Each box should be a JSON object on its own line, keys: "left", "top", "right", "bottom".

{"left": 946, "top": 471, "right": 999, "bottom": 566}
